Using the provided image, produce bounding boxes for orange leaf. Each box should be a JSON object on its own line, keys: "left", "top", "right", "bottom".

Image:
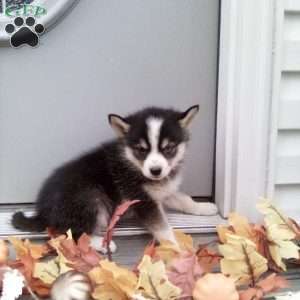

{"left": 103, "top": 200, "right": 141, "bottom": 250}
{"left": 29, "top": 278, "right": 51, "bottom": 297}
{"left": 196, "top": 247, "right": 221, "bottom": 273}
{"left": 59, "top": 233, "right": 102, "bottom": 272}
{"left": 0, "top": 240, "right": 9, "bottom": 264}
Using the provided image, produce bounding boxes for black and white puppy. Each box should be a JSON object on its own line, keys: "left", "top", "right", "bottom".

{"left": 12, "top": 106, "right": 217, "bottom": 252}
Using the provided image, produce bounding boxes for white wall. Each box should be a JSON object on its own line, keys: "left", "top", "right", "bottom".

{"left": 271, "top": 1, "right": 300, "bottom": 217}
{"left": 0, "top": 0, "right": 220, "bottom": 203}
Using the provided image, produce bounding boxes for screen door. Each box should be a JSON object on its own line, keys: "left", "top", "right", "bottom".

{"left": 0, "top": 0, "right": 220, "bottom": 204}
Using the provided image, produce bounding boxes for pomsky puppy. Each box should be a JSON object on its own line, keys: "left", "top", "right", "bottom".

{"left": 12, "top": 106, "right": 217, "bottom": 252}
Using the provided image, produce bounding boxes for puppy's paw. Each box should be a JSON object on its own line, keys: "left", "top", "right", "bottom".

{"left": 90, "top": 236, "right": 117, "bottom": 254}
{"left": 51, "top": 271, "right": 91, "bottom": 300}
{"left": 193, "top": 202, "right": 218, "bottom": 216}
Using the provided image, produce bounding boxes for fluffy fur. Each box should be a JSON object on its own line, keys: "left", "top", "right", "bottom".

{"left": 12, "top": 106, "right": 217, "bottom": 247}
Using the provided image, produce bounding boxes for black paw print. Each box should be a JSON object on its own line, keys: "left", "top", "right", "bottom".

{"left": 5, "top": 16, "right": 44, "bottom": 48}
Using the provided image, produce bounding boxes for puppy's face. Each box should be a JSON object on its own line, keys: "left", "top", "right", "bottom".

{"left": 109, "top": 106, "right": 199, "bottom": 181}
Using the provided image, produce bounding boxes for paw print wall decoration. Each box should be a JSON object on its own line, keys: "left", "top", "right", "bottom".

{"left": 0, "top": 0, "right": 78, "bottom": 48}
{"left": 5, "top": 16, "right": 44, "bottom": 47}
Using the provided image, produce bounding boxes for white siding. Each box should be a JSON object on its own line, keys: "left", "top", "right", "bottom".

{"left": 273, "top": 1, "right": 300, "bottom": 215}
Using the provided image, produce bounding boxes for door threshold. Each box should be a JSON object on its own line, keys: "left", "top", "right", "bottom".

{"left": 0, "top": 204, "right": 225, "bottom": 239}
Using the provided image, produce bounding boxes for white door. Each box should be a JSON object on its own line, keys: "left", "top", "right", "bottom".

{"left": 0, "top": 0, "right": 220, "bottom": 204}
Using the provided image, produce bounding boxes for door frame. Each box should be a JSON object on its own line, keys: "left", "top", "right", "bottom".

{"left": 0, "top": 0, "right": 278, "bottom": 237}
{"left": 215, "top": 0, "right": 275, "bottom": 221}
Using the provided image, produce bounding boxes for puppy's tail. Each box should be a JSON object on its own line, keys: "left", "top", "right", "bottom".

{"left": 11, "top": 211, "right": 46, "bottom": 232}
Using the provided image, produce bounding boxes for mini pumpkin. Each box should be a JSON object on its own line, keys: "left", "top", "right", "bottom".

{"left": 0, "top": 240, "right": 9, "bottom": 264}
{"left": 193, "top": 273, "right": 239, "bottom": 300}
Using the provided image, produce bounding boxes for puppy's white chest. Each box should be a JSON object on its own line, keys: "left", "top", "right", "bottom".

{"left": 143, "top": 175, "right": 182, "bottom": 202}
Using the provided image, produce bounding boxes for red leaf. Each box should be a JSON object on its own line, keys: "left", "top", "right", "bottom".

{"left": 102, "top": 200, "right": 141, "bottom": 251}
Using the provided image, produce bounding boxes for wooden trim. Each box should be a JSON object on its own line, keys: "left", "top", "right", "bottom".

{"left": 267, "top": 0, "right": 285, "bottom": 198}
{"left": 215, "top": 0, "right": 275, "bottom": 220}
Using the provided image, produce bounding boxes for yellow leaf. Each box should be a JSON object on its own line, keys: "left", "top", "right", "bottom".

{"left": 228, "top": 213, "right": 254, "bottom": 240}
{"left": 100, "top": 259, "right": 137, "bottom": 297}
{"left": 257, "top": 199, "right": 295, "bottom": 236}
{"left": 155, "top": 230, "right": 194, "bottom": 264}
{"left": 256, "top": 199, "right": 300, "bottom": 270}
{"left": 135, "top": 255, "right": 181, "bottom": 300}
{"left": 8, "top": 237, "right": 27, "bottom": 258}
{"left": 89, "top": 266, "right": 129, "bottom": 300}
{"left": 88, "top": 260, "right": 137, "bottom": 300}
{"left": 34, "top": 258, "right": 60, "bottom": 285}
{"left": 48, "top": 231, "right": 73, "bottom": 274}
{"left": 217, "top": 225, "right": 233, "bottom": 244}
{"left": 8, "top": 237, "right": 49, "bottom": 259}
{"left": 219, "top": 234, "right": 268, "bottom": 285}
{"left": 174, "top": 230, "right": 194, "bottom": 251}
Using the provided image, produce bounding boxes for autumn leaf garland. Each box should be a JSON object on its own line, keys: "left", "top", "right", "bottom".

{"left": 0, "top": 199, "right": 299, "bottom": 300}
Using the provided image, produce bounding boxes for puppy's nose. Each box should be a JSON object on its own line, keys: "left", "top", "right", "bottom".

{"left": 150, "top": 167, "right": 162, "bottom": 177}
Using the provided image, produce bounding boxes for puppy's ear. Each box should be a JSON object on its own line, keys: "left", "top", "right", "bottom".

{"left": 178, "top": 105, "right": 199, "bottom": 128}
{"left": 108, "top": 114, "right": 130, "bottom": 137}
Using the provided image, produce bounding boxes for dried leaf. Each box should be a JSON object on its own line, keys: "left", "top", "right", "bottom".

{"left": 228, "top": 213, "right": 255, "bottom": 240}
{"left": 193, "top": 273, "right": 239, "bottom": 300}
{"left": 6, "top": 254, "right": 50, "bottom": 297}
{"left": 34, "top": 258, "right": 60, "bottom": 285}
{"left": 219, "top": 234, "right": 268, "bottom": 285}
{"left": 101, "top": 260, "right": 137, "bottom": 296}
{"left": 239, "top": 273, "right": 289, "bottom": 300}
{"left": 89, "top": 259, "right": 137, "bottom": 300}
{"left": 155, "top": 231, "right": 194, "bottom": 265}
{"left": 8, "top": 237, "right": 49, "bottom": 260}
{"left": 48, "top": 230, "right": 74, "bottom": 274}
{"left": 136, "top": 255, "right": 181, "bottom": 300}
{"left": 217, "top": 225, "right": 234, "bottom": 244}
{"left": 196, "top": 247, "right": 221, "bottom": 273}
{"left": 257, "top": 199, "right": 300, "bottom": 271}
{"left": 253, "top": 225, "right": 282, "bottom": 272}
{"left": 217, "top": 213, "right": 258, "bottom": 245}
{"left": 167, "top": 251, "right": 203, "bottom": 298}
{"left": 59, "top": 233, "right": 102, "bottom": 272}
{"left": 0, "top": 240, "right": 9, "bottom": 264}
{"left": 103, "top": 200, "right": 141, "bottom": 251}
